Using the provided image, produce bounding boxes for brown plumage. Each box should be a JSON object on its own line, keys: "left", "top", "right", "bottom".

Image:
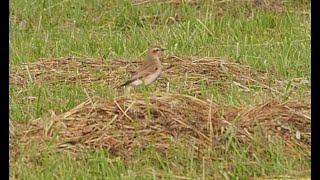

{"left": 120, "top": 46, "right": 165, "bottom": 87}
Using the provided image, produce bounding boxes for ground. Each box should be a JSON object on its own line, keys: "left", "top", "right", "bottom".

{"left": 10, "top": 0, "right": 310, "bottom": 179}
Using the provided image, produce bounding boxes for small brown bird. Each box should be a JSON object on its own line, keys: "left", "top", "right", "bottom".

{"left": 120, "top": 46, "right": 165, "bottom": 87}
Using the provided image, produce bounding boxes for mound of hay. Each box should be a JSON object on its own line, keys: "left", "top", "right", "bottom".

{"left": 10, "top": 57, "right": 113, "bottom": 86}
{"left": 10, "top": 56, "right": 310, "bottom": 109}
{"left": 9, "top": 56, "right": 293, "bottom": 91}
{"left": 10, "top": 56, "right": 254, "bottom": 87}
{"left": 13, "top": 93, "right": 310, "bottom": 157}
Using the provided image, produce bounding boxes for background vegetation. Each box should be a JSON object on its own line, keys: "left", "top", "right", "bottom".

{"left": 10, "top": 0, "right": 310, "bottom": 179}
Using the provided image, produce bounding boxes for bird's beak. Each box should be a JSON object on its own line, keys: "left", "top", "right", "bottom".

{"left": 160, "top": 48, "right": 166, "bottom": 51}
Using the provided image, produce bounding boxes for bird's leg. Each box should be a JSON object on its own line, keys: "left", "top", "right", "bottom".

{"left": 142, "top": 83, "right": 152, "bottom": 122}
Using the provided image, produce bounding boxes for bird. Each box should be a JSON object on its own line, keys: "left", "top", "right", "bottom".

{"left": 119, "top": 46, "right": 165, "bottom": 87}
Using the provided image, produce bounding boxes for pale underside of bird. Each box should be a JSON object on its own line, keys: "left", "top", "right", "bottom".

{"left": 120, "top": 46, "right": 165, "bottom": 87}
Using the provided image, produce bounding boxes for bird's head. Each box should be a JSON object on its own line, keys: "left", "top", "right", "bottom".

{"left": 147, "top": 46, "right": 165, "bottom": 60}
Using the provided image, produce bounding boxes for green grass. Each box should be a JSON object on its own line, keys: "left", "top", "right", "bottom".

{"left": 10, "top": 0, "right": 310, "bottom": 179}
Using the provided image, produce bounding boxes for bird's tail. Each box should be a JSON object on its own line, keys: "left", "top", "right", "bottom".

{"left": 116, "top": 79, "right": 135, "bottom": 89}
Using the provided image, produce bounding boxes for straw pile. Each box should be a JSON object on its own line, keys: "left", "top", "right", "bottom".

{"left": 12, "top": 93, "right": 310, "bottom": 157}
{"left": 10, "top": 56, "right": 257, "bottom": 88}
{"left": 9, "top": 56, "right": 298, "bottom": 89}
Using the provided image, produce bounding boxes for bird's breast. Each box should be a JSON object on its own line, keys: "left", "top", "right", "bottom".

{"left": 143, "top": 68, "right": 162, "bottom": 85}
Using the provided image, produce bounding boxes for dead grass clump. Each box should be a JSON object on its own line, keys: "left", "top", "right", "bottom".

{"left": 9, "top": 57, "right": 112, "bottom": 87}
{"left": 10, "top": 56, "right": 310, "bottom": 106}
{"left": 9, "top": 56, "right": 290, "bottom": 91}
{"left": 12, "top": 93, "right": 310, "bottom": 157}
{"left": 161, "top": 56, "right": 260, "bottom": 87}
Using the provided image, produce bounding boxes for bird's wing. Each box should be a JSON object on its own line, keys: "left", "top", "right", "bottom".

{"left": 134, "top": 59, "right": 154, "bottom": 73}
{"left": 119, "top": 64, "right": 158, "bottom": 87}
{"left": 131, "top": 63, "right": 159, "bottom": 80}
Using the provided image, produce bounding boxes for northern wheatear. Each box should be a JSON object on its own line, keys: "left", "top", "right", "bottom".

{"left": 120, "top": 46, "right": 165, "bottom": 87}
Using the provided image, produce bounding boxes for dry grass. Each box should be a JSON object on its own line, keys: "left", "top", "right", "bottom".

{"left": 9, "top": 56, "right": 309, "bottom": 98}
{"left": 10, "top": 93, "right": 310, "bottom": 158}
{"left": 9, "top": 0, "right": 310, "bottom": 178}
{"left": 11, "top": 56, "right": 256, "bottom": 88}
{"left": 9, "top": 56, "right": 310, "bottom": 176}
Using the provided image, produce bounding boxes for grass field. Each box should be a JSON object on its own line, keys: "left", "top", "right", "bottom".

{"left": 10, "top": 0, "right": 310, "bottom": 179}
